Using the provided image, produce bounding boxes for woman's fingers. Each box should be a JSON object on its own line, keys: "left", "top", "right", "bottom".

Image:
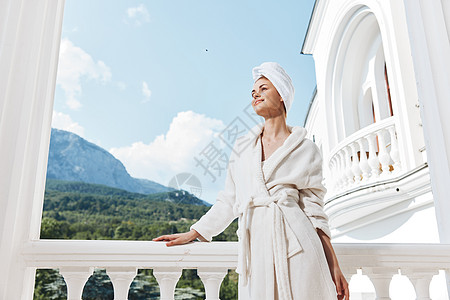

{"left": 338, "top": 276, "right": 349, "bottom": 300}
{"left": 152, "top": 235, "right": 166, "bottom": 241}
{"left": 166, "top": 236, "right": 190, "bottom": 247}
{"left": 152, "top": 235, "right": 171, "bottom": 241}
{"left": 152, "top": 234, "right": 179, "bottom": 241}
{"left": 153, "top": 232, "right": 195, "bottom": 247}
{"left": 334, "top": 271, "right": 342, "bottom": 297}
{"left": 166, "top": 238, "right": 180, "bottom": 247}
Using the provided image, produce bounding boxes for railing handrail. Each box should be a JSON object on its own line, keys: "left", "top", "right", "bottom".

{"left": 22, "top": 240, "right": 238, "bottom": 269}
{"left": 23, "top": 240, "right": 450, "bottom": 270}
{"left": 328, "top": 116, "right": 396, "bottom": 160}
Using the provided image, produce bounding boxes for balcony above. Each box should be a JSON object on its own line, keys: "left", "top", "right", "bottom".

{"left": 324, "top": 116, "right": 431, "bottom": 230}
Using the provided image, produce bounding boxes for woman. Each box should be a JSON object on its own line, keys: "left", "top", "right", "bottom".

{"left": 153, "top": 62, "right": 349, "bottom": 299}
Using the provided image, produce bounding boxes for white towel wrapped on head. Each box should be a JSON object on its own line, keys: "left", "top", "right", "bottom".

{"left": 252, "top": 62, "right": 295, "bottom": 114}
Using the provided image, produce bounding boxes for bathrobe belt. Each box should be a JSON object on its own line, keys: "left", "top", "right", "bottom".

{"left": 235, "top": 189, "right": 300, "bottom": 300}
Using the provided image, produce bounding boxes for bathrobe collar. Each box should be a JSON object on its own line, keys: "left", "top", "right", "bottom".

{"left": 245, "top": 122, "right": 308, "bottom": 186}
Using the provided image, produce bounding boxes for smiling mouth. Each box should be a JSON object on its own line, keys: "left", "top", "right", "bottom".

{"left": 254, "top": 99, "right": 264, "bottom": 105}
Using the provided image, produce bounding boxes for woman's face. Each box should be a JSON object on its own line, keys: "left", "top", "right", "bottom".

{"left": 251, "top": 76, "right": 285, "bottom": 118}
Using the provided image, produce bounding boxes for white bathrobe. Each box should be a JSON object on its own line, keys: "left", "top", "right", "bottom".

{"left": 190, "top": 123, "right": 337, "bottom": 299}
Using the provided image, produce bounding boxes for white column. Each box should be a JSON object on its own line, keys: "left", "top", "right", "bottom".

{"left": 106, "top": 267, "right": 138, "bottom": 300}
{"left": 403, "top": 1, "right": 450, "bottom": 293}
{"left": 153, "top": 267, "right": 182, "bottom": 300}
{"left": 59, "top": 267, "right": 94, "bottom": 300}
{"left": 0, "top": 0, "right": 65, "bottom": 299}
{"left": 403, "top": 0, "right": 450, "bottom": 245}
{"left": 197, "top": 268, "right": 228, "bottom": 300}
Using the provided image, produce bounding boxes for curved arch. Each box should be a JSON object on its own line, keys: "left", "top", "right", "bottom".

{"left": 322, "top": 0, "right": 395, "bottom": 149}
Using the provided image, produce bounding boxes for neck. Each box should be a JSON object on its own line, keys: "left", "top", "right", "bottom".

{"left": 261, "top": 115, "right": 291, "bottom": 141}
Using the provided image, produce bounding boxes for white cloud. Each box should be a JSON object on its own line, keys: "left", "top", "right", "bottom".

{"left": 51, "top": 111, "right": 85, "bottom": 137}
{"left": 125, "top": 4, "right": 150, "bottom": 26}
{"left": 110, "top": 111, "right": 226, "bottom": 190}
{"left": 142, "top": 81, "right": 152, "bottom": 102}
{"left": 56, "top": 38, "right": 112, "bottom": 110}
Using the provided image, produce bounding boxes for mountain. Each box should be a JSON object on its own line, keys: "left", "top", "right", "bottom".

{"left": 47, "top": 128, "right": 173, "bottom": 195}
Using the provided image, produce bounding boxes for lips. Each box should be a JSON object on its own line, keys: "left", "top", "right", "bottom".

{"left": 254, "top": 99, "right": 264, "bottom": 106}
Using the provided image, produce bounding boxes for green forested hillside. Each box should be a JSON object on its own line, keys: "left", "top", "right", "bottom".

{"left": 35, "top": 180, "right": 238, "bottom": 300}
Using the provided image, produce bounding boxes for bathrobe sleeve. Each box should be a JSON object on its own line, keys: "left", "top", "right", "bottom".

{"left": 189, "top": 142, "right": 239, "bottom": 242}
{"left": 298, "top": 139, "right": 332, "bottom": 239}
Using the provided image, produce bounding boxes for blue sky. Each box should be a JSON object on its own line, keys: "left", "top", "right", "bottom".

{"left": 52, "top": 0, "right": 317, "bottom": 203}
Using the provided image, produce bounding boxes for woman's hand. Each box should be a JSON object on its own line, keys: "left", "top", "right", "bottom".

{"left": 152, "top": 229, "right": 203, "bottom": 247}
{"left": 330, "top": 265, "right": 349, "bottom": 300}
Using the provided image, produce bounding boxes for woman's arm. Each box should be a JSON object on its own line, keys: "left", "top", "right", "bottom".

{"left": 317, "top": 228, "right": 350, "bottom": 300}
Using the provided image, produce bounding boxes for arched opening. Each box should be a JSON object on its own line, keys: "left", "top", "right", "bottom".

{"left": 326, "top": 6, "right": 394, "bottom": 146}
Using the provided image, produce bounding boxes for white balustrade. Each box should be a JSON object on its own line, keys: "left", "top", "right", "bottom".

{"left": 23, "top": 240, "right": 450, "bottom": 300}
{"left": 328, "top": 117, "right": 402, "bottom": 192}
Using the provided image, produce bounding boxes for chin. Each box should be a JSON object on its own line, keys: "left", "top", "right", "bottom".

{"left": 252, "top": 106, "right": 263, "bottom": 115}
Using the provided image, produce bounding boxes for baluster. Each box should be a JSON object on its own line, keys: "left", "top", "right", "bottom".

{"left": 329, "top": 157, "right": 339, "bottom": 192}
{"left": 403, "top": 269, "right": 437, "bottom": 300}
{"left": 350, "top": 142, "right": 362, "bottom": 183}
{"left": 367, "top": 133, "right": 381, "bottom": 179}
{"left": 59, "top": 267, "right": 94, "bottom": 300}
{"left": 343, "top": 146, "right": 354, "bottom": 186}
{"left": 153, "top": 267, "right": 182, "bottom": 300}
{"left": 364, "top": 268, "right": 396, "bottom": 300}
{"left": 377, "top": 129, "right": 391, "bottom": 176}
{"left": 357, "top": 138, "right": 371, "bottom": 181}
{"left": 387, "top": 125, "right": 401, "bottom": 173}
{"left": 106, "top": 267, "right": 138, "bottom": 300}
{"left": 333, "top": 153, "right": 340, "bottom": 191}
{"left": 339, "top": 150, "right": 347, "bottom": 188}
{"left": 327, "top": 158, "right": 334, "bottom": 192}
{"left": 336, "top": 151, "right": 345, "bottom": 191}
{"left": 198, "top": 268, "right": 228, "bottom": 300}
